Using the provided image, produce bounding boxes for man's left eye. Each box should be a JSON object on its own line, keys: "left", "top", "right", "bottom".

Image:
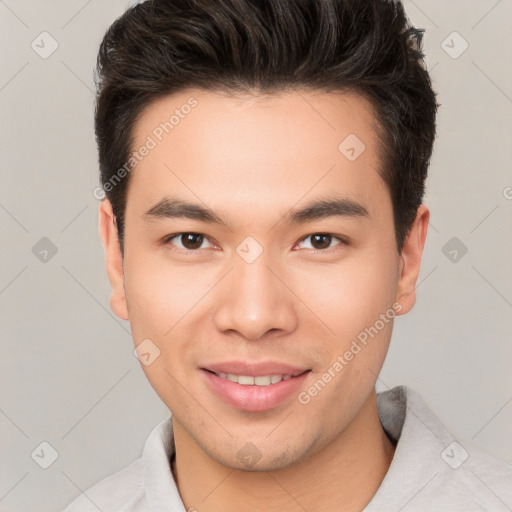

{"left": 295, "top": 233, "right": 346, "bottom": 251}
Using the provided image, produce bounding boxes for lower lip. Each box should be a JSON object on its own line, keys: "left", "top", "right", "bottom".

{"left": 201, "top": 369, "right": 310, "bottom": 412}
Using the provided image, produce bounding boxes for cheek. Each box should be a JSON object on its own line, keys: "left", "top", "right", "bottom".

{"left": 295, "top": 254, "right": 398, "bottom": 424}
{"left": 123, "top": 250, "right": 211, "bottom": 340}
{"left": 296, "top": 250, "right": 399, "bottom": 339}
{"left": 123, "top": 255, "right": 204, "bottom": 408}
{"left": 123, "top": 269, "right": 171, "bottom": 342}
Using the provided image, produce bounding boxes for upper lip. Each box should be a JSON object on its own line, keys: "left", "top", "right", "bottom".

{"left": 202, "top": 360, "right": 310, "bottom": 377}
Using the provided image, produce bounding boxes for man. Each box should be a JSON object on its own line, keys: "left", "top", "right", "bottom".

{"left": 64, "top": 0, "right": 512, "bottom": 510}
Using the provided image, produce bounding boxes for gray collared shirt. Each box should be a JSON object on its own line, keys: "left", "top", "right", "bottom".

{"left": 62, "top": 386, "right": 512, "bottom": 511}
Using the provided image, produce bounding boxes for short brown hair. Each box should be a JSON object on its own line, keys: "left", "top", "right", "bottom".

{"left": 95, "top": 0, "right": 438, "bottom": 253}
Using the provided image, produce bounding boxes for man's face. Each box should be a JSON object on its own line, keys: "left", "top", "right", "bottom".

{"left": 103, "top": 88, "right": 416, "bottom": 470}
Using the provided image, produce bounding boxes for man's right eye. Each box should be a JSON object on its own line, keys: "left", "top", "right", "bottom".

{"left": 162, "top": 232, "right": 216, "bottom": 251}
{"left": 162, "top": 232, "right": 214, "bottom": 251}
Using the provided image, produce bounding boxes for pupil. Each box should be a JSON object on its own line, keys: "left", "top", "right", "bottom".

{"left": 183, "top": 233, "right": 203, "bottom": 249}
{"left": 312, "top": 234, "right": 331, "bottom": 249}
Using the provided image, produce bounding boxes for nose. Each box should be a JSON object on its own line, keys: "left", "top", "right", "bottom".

{"left": 212, "top": 253, "right": 299, "bottom": 341}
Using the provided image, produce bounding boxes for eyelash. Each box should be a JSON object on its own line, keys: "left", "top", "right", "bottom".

{"left": 161, "top": 232, "right": 348, "bottom": 254}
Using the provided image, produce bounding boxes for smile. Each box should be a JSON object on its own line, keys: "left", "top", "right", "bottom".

{"left": 202, "top": 368, "right": 311, "bottom": 412}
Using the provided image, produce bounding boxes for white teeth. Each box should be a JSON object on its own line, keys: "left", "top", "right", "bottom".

{"left": 254, "top": 376, "right": 271, "bottom": 386}
{"left": 214, "top": 371, "right": 304, "bottom": 386}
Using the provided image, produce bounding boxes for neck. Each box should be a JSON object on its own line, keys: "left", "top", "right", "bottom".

{"left": 172, "top": 390, "right": 395, "bottom": 512}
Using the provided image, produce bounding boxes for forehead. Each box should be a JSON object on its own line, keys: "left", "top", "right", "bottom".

{"left": 132, "top": 87, "right": 380, "bottom": 151}
{"left": 126, "top": 87, "right": 389, "bottom": 223}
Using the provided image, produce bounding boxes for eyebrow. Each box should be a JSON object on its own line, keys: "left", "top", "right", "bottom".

{"left": 143, "top": 196, "right": 369, "bottom": 228}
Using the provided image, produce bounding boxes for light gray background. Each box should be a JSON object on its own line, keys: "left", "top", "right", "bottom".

{"left": 1, "top": 1, "right": 511, "bottom": 510}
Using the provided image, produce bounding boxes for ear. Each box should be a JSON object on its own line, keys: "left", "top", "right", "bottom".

{"left": 395, "top": 204, "right": 430, "bottom": 315}
{"left": 98, "top": 199, "right": 129, "bottom": 321}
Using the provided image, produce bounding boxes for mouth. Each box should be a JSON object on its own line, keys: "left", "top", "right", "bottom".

{"left": 200, "top": 365, "right": 311, "bottom": 412}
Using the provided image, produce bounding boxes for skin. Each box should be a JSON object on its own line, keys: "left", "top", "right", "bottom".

{"left": 99, "top": 88, "right": 429, "bottom": 512}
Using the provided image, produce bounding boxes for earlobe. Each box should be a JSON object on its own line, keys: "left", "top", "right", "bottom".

{"left": 395, "top": 205, "right": 430, "bottom": 316}
{"left": 98, "top": 199, "right": 129, "bottom": 321}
